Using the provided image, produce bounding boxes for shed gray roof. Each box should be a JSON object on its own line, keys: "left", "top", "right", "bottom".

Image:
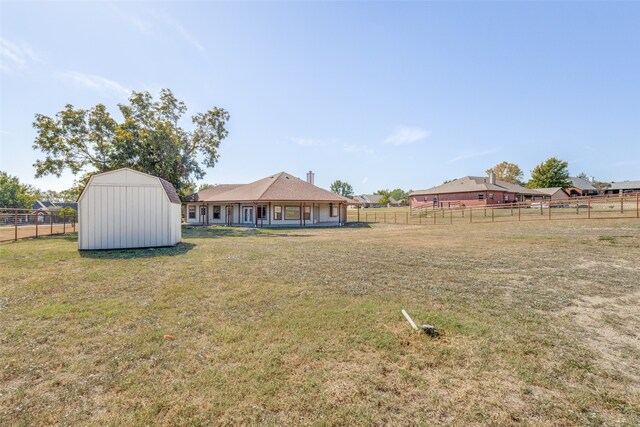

{"left": 159, "top": 178, "right": 182, "bottom": 204}
{"left": 410, "top": 176, "right": 545, "bottom": 197}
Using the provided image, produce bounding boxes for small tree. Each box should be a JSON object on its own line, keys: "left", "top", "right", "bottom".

{"left": 486, "top": 161, "right": 524, "bottom": 185}
{"left": 330, "top": 180, "right": 354, "bottom": 198}
{"left": 0, "top": 171, "right": 38, "bottom": 208}
{"left": 527, "top": 158, "right": 572, "bottom": 189}
{"left": 375, "top": 189, "right": 391, "bottom": 205}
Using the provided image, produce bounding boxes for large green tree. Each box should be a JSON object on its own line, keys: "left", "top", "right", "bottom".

{"left": 330, "top": 180, "right": 354, "bottom": 198}
{"left": 32, "top": 89, "right": 230, "bottom": 198}
{"left": 0, "top": 171, "right": 38, "bottom": 208}
{"left": 526, "top": 157, "right": 572, "bottom": 189}
{"left": 486, "top": 161, "right": 524, "bottom": 185}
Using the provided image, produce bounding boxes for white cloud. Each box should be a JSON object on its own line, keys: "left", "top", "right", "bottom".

{"left": 290, "top": 137, "right": 335, "bottom": 147}
{"left": 384, "top": 126, "right": 430, "bottom": 145}
{"left": 154, "top": 11, "right": 205, "bottom": 53}
{"left": 64, "top": 71, "right": 131, "bottom": 98}
{"left": 109, "top": 3, "right": 152, "bottom": 34}
{"left": 343, "top": 143, "right": 374, "bottom": 155}
{"left": 447, "top": 148, "right": 498, "bottom": 163}
{"left": 0, "top": 38, "right": 40, "bottom": 72}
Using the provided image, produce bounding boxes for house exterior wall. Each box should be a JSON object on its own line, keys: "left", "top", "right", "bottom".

{"left": 410, "top": 191, "right": 517, "bottom": 209}
{"left": 78, "top": 169, "right": 181, "bottom": 250}
{"left": 183, "top": 201, "right": 343, "bottom": 226}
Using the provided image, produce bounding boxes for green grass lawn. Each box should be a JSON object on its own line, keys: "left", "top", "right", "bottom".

{"left": 1, "top": 220, "right": 639, "bottom": 425}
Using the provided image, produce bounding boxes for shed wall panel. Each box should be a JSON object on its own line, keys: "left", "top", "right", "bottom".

{"left": 79, "top": 169, "right": 181, "bottom": 250}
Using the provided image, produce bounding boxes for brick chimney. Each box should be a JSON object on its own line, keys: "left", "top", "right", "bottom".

{"left": 306, "top": 171, "right": 315, "bottom": 185}
{"left": 489, "top": 170, "right": 496, "bottom": 185}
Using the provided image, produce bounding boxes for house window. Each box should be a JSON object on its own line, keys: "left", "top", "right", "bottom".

{"left": 478, "top": 194, "right": 485, "bottom": 200}
{"left": 274, "top": 205, "right": 282, "bottom": 220}
{"left": 257, "top": 206, "right": 266, "bottom": 219}
{"left": 188, "top": 205, "right": 196, "bottom": 219}
{"left": 285, "top": 206, "right": 300, "bottom": 220}
{"left": 330, "top": 204, "right": 338, "bottom": 217}
{"left": 488, "top": 193, "right": 494, "bottom": 200}
{"left": 505, "top": 194, "right": 509, "bottom": 202}
{"left": 212, "top": 205, "right": 221, "bottom": 219}
{"left": 200, "top": 206, "right": 207, "bottom": 216}
{"left": 304, "top": 206, "right": 311, "bottom": 220}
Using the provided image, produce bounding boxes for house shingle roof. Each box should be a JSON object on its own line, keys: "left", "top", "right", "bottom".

{"left": 608, "top": 180, "right": 640, "bottom": 191}
{"left": 570, "top": 177, "right": 596, "bottom": 191}
{"left": 533, "top": 187, "right": 569, "bottom": 197}
{"left": 189, "top": 172, "right": 359, "bottom": 204}
{"left": 410, "top": 176, "right": 545, "bottom": 197}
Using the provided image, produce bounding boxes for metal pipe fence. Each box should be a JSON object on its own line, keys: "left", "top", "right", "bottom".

{"left": 347, "top": 193, "right": 640, "bottom": 226}
{"left": 0, "top": 208, "right": 77, "bottom": 243}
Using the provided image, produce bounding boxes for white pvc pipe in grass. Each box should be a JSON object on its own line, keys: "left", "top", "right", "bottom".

{"left": 402, "top": 309, "right": 418, "bottom": 330}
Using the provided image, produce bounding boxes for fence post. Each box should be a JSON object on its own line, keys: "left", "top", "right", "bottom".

{"left": 73, "top": 214, "right": 76, "bottom": 232}
{"left": 548, "top": 202, "right": 551, "bottom": 220}
{"left": 50, "top": 214, "right": 53, "bottom": 235}
{"left": 14, "top": 209, "right": 18, "bottom": 241}
{"left": 63, "top": 211, "right": 66, "bottom": 234}
{"left": 406, "top": 212, "right": 408, "bottom": 224}
{"left": 394, "top": 212, "right": 396, "bottom": 224}
{"left": 588, "top": 197, "right": 591, "bottom": 219}
{"left": 637, "top": 193, "right": 639, "bottom": 219}
{"left": 518, "top": 204, "right": 521, "bottom": 221}
{"left": 621, "top": 198, "right": 623, "bottom": 214}
{"left": 540, "top": 201, "right": 543, "bottom": 215}
{"left": 35, "top": 212, "right": 39, "bottom": 238}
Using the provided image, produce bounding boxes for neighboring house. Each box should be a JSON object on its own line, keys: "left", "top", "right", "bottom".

{"left": 532, "top": 187, "right": 571, "bottom": 200}
{"left": 184, "top": 171, "right": 358, "bottom": 227}
{"left": 31, "top": 201, "right": 78, "bottom": 222}
{"left": 567, "top": 177, "right": 597, "bottom": 197}
{"left": 78, "top": 168, "right": 182, "bottom": 250}
{"left": 604, "top": 181, "right": 640, "bottom": 195}
{"left": 410, "top": 172, "right": 547, "bottom": 209}
{"left": 353, "top": 194, "right": 400, "bottom": 208}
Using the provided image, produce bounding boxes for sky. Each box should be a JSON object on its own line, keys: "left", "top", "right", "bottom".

{"left": 1, "top": 1, "right": 639, "bottom": 194}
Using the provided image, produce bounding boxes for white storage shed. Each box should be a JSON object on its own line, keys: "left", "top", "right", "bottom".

{"left": 78, "top": 168, "right": 182, "bottom": 250}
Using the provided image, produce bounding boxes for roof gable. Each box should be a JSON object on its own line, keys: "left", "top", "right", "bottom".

{"left": 411, "top": 176, "right": 545, "bottom": 197}
{"left": 189, "top": 172, "right": 356, "bottom": 203}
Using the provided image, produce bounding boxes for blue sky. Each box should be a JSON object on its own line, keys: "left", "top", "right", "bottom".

{"left": 1, "top": 1, "right": 639, "bottom": 193}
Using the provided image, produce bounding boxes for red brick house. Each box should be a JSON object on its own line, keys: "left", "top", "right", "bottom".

{"left": 410, "top": 172, "right": 547, "bottom": 209}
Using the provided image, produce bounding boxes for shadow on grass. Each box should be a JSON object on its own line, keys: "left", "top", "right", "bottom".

{"left": 79, "top": 242, "right": 195, "bottom": 259}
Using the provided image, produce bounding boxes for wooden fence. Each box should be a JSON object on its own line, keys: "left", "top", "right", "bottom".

{"left": 346, "top": 193, "right": 640, "bottom": 226}
{"left": 0, "top": 208, "right": 77, "bottom": 243}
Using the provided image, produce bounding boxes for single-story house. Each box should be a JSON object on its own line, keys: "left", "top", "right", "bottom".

{"left": 604, "top": 181, "right": 640, "bottom": 195}
{"left": 32, "top": 201, "right": 78, "bottom": 222}
{"left": 410, "top": 172, "right": 547, "bottom": 209}
{"left": 567, "top": 177, "right": 598, "bottom": 197}
{"left": 352, "top": 194, "right": 400, "bottom": 208}
{"left": 184, "top": 171, "right": 358, "bottom": 227}
{"left": 532, "top": 187, "right": 571, "bottom": 200}
{"left": 78, "top": 168, "right": 182, "bottom": 250}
